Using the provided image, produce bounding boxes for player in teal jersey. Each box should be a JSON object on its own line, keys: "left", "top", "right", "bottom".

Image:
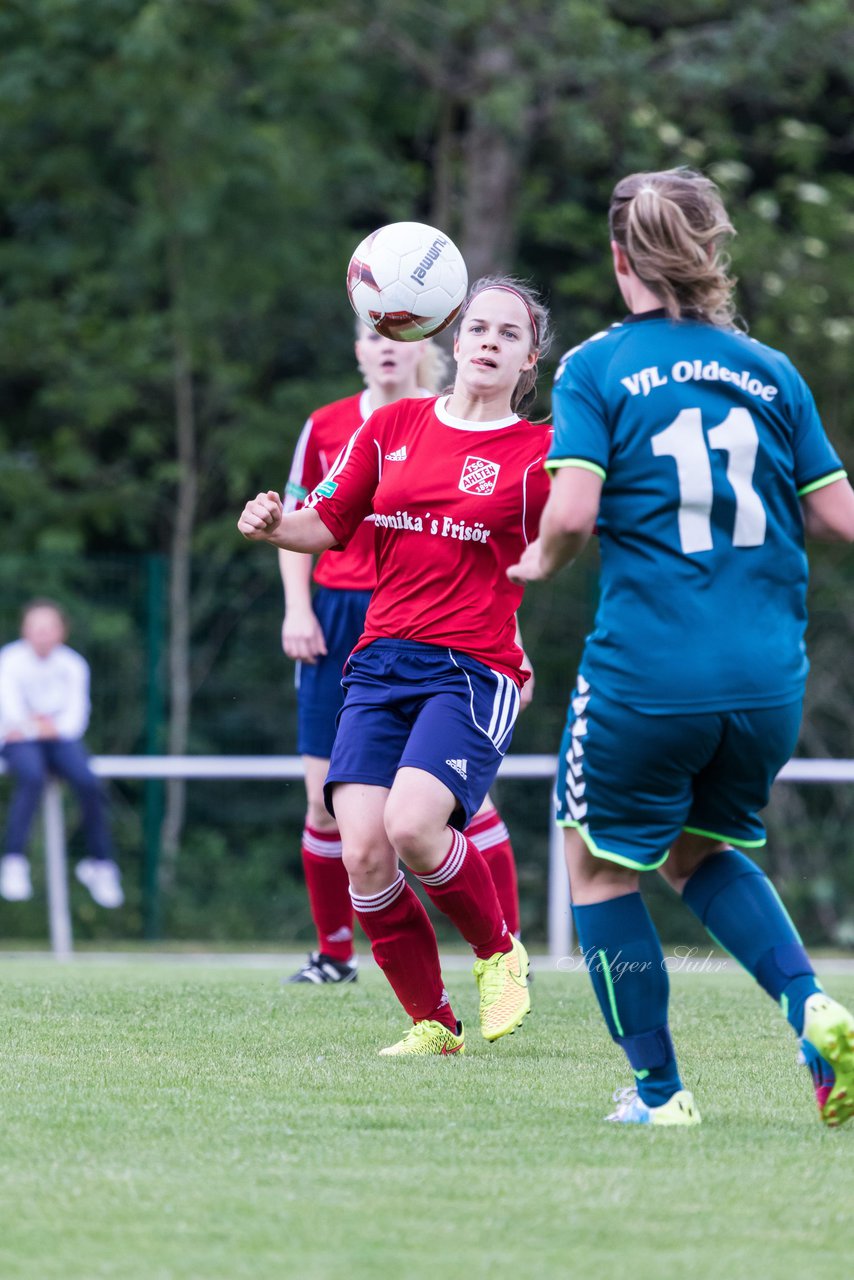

{"left": 511, "top": 167, "right": 854, "bottom": 1127}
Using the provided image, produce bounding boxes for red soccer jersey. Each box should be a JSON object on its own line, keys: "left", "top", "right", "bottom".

{"left": 306, "top": 396, "right": 551, "bottom": 684}
{"left": 284, "top": 390, "right": 377, "bottom": 591}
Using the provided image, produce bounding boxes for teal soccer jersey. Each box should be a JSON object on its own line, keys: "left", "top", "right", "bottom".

{"left": 548, "top": 311, "right": 845, "bottom": 712}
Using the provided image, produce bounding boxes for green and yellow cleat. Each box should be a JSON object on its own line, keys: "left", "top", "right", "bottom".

{"left": 605, "top": 1086, "right": 701, "bottom": 1126}
{"left": 379, "top": 1019, "right": 465, "bottom": 1056}
{"left": 800, "top": 993, "right": 854, "bottom": 1129}
{"left": 473, "top": 935, "right": 531, "bottom": 1042}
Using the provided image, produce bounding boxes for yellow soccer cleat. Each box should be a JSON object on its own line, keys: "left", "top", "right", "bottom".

{"left": 379, "top": 1019, "right": 465, "bottom": 1056}
{"left": 473, "top": 935, "right": 531, "bottom": 1041}
{"left": 605, "top": 1086, "right": 701, "bottom": 1126}
{"left": 800, "top": 993, "right": 854, "bottom": 1128}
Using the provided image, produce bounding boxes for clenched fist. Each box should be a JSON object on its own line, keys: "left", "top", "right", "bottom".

{"left": 238, "top": 491, "right": 284, "bottom": 541}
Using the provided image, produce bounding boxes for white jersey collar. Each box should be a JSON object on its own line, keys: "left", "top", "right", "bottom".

{"left": 433, "top": 395, "right": 520, "bottom": 432}
{"left": 362, "top": 386, "right": 434, "bottom": 420}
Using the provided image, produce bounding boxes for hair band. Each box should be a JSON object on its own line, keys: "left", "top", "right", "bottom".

{"left": 462, "top": 286, "right": 539, "bottom": 346}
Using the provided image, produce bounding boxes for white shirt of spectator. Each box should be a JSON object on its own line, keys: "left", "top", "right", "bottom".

{"left": 0, "top": 640, "right": 91, "bottom": 742}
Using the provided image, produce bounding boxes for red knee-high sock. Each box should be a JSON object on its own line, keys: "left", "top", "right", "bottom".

{"left": 301, "top": 826, "right": 354, "bottom": 962}
{"left": 415, "top": 829, "right": 511, "bottom": 960}
{"left": 464, "top": 808, "right": 520, "bottom": 936}
{"left": 350, "top": 871, "right": 457, "bottom": 1030}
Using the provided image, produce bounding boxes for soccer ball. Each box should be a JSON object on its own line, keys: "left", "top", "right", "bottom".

{"left": 346, "top": 221, "right": 468, "bottom": 341}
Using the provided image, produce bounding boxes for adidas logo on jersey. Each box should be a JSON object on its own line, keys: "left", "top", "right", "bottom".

{"left": 445, "top": 758, "right": 468, "bottom": 780}
{"left": 384, "top": 446, "right": 407, "bottom": 461}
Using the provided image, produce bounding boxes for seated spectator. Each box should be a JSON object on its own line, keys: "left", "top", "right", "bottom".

{"left": 0, "top": 599, "right": 123, "bottom": 907}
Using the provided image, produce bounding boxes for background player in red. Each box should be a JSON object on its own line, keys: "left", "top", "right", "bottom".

{"left": 240, "top": 278, "right": 551, "bottom": 1054}
{"left": 281, "top": 322, "right": 524, "bottom": 984}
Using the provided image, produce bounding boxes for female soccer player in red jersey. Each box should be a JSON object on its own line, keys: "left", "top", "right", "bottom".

{"left": 240, "top": 278, "right": 551, "bottom": 1053}
{"left": 280, "top": 322, "right": 525, "bottom": 985}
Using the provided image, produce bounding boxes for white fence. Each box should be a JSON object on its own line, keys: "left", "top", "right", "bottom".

{"left": 1, "top": 754, "right": 852, "bottom": 959}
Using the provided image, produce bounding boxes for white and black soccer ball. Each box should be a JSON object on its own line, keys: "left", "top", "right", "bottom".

{"left": 346, "top": 221, "right": 468, "bottom": 341}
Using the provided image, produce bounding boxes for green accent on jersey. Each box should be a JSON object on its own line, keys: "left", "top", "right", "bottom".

{"left": 598, "top": 949, "right": 624, "bottom": 1036}
{"left": 781, "top": 993, "right": 789, "bottom": 1019}
{"left": 797, "top": 469, "right": 847, "bottom": 497}
{"left": 315, "top": 479, "right": 338, "bottom": 498}
{"left": 682, "top": 825, "right": 766, "bottom": 849}
{"left": 545, "top": 457, "right": 607, "bottom": 480}
{"left": 634, "top": 1068, "right": 650, "bottom": 1080}
{"left": 558, "top": 819, "right": 670, "bottom": 871}
{"left": 285, "top": 481, "right": 308, "bottom": 501}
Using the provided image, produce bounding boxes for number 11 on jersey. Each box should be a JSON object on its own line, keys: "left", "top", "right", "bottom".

{"left": 651, "top": 407, "right": 768, "bottom": 554}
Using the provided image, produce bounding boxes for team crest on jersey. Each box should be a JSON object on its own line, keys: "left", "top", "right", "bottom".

{"left": 459, "top": 455, "right": 500, "bottom": 496}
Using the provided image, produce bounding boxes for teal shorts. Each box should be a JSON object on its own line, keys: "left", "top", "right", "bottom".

{"left": 555, "top": 674, "right": 802, "bottom": 870}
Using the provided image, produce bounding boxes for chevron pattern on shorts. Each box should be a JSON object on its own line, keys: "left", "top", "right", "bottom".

{"left": 564, "top": 674, "right": 589, "bottom": 822}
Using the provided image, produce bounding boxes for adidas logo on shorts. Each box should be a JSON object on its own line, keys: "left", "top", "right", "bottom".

{"left": 445, "top": 758, "right": 468, "bottom": 779}
{"left": 384, "top": 446, "right": 407, "bottom": 461}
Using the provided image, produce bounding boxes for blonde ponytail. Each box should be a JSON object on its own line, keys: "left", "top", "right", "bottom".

{"left": 609, "top": 168, "right": 738, "bottom": 328}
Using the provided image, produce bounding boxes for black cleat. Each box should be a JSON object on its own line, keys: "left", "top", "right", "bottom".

{"left": 285, "top": 951, "right": 359, "bottom": 985}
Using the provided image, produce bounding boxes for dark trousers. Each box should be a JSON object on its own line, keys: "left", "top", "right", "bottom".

{"left": 2, "top": 739, "right": 113, "bottom": 861}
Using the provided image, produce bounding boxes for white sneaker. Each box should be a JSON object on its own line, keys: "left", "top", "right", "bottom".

{"left": 75, "top": 858, "right": 124, "bottom": 908}
{"left": 0, "top": 854, "right": 33, "bottom": 902}
{"left": 605, "top": 1085, "right": 701, "bottom": 1126}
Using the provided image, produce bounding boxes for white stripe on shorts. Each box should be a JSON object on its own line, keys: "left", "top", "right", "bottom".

{"left": 488, "top": 673, "right": 519, "bottom": 749}
{"left": 447, "top": 653, "right": 520, "bottom": 756}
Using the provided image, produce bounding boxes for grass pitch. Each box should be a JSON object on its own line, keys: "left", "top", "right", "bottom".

{"left": 0, "top": 960, "right": 850, "bottom": 1280}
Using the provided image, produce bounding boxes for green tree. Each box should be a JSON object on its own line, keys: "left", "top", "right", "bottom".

{"left": 1, "top": 0, "right": 852, "bottom": 941}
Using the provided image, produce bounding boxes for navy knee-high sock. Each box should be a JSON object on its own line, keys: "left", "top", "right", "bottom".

{"left": 573, "top": 893, "right": 682, "bottom": 1107}
{"left": 682, "top": 848, "right": 821, "bottom": 1035}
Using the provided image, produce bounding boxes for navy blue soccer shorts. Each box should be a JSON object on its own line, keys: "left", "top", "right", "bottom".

{"left": 555, "top": 672, "right": 803, "bottom": 870}
{"left": 295, "top": 587, "right": 373, "bottom": 758}
{"left": 324, "top": 639, "right": 521, "bottom": 828}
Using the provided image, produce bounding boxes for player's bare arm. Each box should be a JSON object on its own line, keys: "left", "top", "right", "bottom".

{"left": 800, "top": 476, "right": 854, "bottom": 543}
{"left": 508, "top": 467, "right": 601, "bottom": 582}
{"left": 514, "top": 616, "right": 535, "bottom": 711}
{"left": 238, "top": 492, "right": 336, "bottom": 553}
{"left": 279, "top": 549, "right": 328, "bottom": 664}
